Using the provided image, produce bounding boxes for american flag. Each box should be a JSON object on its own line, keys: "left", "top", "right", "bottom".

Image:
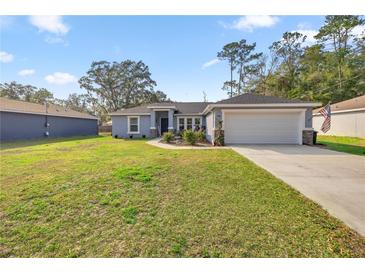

{"left": 320, "top": 103, "right": 331, "bottom": 133}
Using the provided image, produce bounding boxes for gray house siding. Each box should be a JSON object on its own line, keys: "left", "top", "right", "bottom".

{"left": 0, "top": 111, "right": 98, "bottom": 141}
{"left": 112, "top": 115, "right": 151, "bottom": 138}
{"left": 47, "top": 116, "right": 98, "bottom": 138}
{"left": 112, "top": 113, "right": 207, "bottom": 138}
{"left": 305, "top": 107, "right": 313, "bottom": 128}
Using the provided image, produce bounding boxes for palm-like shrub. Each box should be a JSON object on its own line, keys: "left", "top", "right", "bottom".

{"left": 162, "top": 131, "right": 174, "bottom": 143}
{"left": 182, "top": 130, "right": 197, "bottom": 145}
{"left": 195, "top": 130, "right": 205, "bottom": 142}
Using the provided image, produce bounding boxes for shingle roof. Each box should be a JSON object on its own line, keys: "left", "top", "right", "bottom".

{"left": 314, "top": 95, "right": 365, "bottom": 113}
{"left": 110, "top": 102, "right": 211, "bottom": 115}
{"left": 0, "top": 97, "right": 97, "bottom": 120}
{"left": 215, "top": 93, "right": 309, "bottom": 104}
{"left": 173, "top": 102, "right": 211, "bottom": 114}
{"left": 109, "top": 105, "right": 151, "bottom": 115}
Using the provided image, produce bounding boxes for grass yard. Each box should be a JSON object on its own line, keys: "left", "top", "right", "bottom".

{"left": 317, "top": 135, "right": 365, "bottom": 156}
{"left": 0, "top": 136, "right": 364, "bottom": 257}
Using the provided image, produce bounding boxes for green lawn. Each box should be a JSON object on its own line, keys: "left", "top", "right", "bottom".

{"left": 317, "top": 135, "right": 365, "bottom": 156}
{"left": 0, "top": 136, "right": 364, "bottom": 257}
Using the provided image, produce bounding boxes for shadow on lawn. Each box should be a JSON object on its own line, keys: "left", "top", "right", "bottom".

{"left": 0, "top": 135, "right": 104, "bottom": 150}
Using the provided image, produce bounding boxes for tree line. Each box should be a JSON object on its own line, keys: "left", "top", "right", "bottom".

{"left": 0, "top": 60, "right": 169, "bottom": 123}
{"left": 217, "top": 15, "right": 365, "bottom": 104}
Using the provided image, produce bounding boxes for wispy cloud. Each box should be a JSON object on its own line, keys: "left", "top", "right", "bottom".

{"left": 18, "top": 69, "right": 35, "bottom": 76}
{"left": 202, "top": 58, "right": 220, "bottom": 69}
{"left": 29, "top": 16, "right": 70, "bottom": 45}
{"left": 0, "top": 51, "right": 14, "bottom": 63}
{"left": 220, "top": 16, "right": 279, "bottom": 32}
{"left": 45, "top": 72, "right": 76, "bottom": 85}
{"left": 29, "top": 16, "right": 69, "bottom": 35}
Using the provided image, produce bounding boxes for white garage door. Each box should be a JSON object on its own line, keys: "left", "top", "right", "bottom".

{"left": 224, "top": 110, "right": 303, "bottom": 144}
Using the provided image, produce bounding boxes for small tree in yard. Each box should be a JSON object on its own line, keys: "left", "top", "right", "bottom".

{"left": 182, "top": 130, "right": 197, "bottom": 145}
{"left": 195, "top": 130, "right": 206, "bottom": 142}
{"left": 162, "top": 132, "right": 174, "bottom": 143}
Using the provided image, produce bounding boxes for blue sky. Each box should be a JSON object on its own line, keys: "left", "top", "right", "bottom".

{"left": 0, "top": 16, "right": 326, "bottom": 102}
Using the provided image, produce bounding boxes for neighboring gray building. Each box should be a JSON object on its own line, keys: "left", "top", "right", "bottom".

{"left": 110, "top": 94, "right": 320, "bottom": 145}
{"left": 0, "top": 97, "right": 98, "bottom": 141}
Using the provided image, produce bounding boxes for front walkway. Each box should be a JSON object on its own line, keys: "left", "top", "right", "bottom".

{"left": 230, "top": 145, "right": 365, "bottom": 237}
{"left": 147, "top": 138, "right": 229, "bottom": 150}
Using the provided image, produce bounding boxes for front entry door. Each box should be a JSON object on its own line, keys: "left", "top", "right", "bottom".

{"left": 160, "top": 118, "right": 168, "bottom": 135}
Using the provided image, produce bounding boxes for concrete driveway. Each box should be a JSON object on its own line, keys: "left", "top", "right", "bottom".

{"left": 230, "top": 145, "right": 365, "bottom": 236}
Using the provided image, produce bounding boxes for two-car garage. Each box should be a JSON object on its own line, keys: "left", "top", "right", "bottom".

{"left": 223, "top": 109, "right": 305, "bottom": 145}
{"left": 203, "top": 94, "right": 320, "bottom": 145}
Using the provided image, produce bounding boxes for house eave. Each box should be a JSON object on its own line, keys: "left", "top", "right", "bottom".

{"left": 202, "top": 103, "right": 321, "bottom": 115}
{"left": 109, "top": 113, "right": 151, "bottom": 116}
{"left": 174, "top": 113, "right": 204, "bottom": 116}
{"left": 147, "top": 106, "right": 177, "bottom": 110}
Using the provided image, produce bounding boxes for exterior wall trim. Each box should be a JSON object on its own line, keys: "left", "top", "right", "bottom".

{"left": 110, "top": 113, "right": 150, "bottom": 116}
{"left": 147, "top": 106, "right": 177, "bottom": 110}
{"left": 174, "top": 113, "right": 204, "bottom": 116}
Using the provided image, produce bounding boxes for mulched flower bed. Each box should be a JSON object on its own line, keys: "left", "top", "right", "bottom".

{"left": 159, "top": 138, "right": 213, "bottom": 147}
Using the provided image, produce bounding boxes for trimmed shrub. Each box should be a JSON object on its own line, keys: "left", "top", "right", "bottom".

{"left": 182, "top": 130, "right": 197, "bottom": 145}
{"left": 162, "top": 131, "right": 174, "bottom": 143}
{"left": 195, "top": 130, "right": 205, "bottom": 142}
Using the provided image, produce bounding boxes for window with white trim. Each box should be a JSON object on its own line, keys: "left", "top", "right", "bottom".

{"left": 186, "top": 118, "right": 193, "bottom": 130}
{"left": 128, "top": 116, "right": 139, "bottom": 133}
{"left": 194, "top": 117, "right": 201, "bottom": 130}
{"left": 177, "top": 117, "right": 202, "bottom": 132}
{"left": 178, "top": 118, "right": 185, "bottom": 131}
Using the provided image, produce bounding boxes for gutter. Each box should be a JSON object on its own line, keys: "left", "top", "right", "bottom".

{"left": 109, "top": 112, "right": 151, "bottom": 116}
{"left": 202, "top": 102, "right": 322, "bottom": 115}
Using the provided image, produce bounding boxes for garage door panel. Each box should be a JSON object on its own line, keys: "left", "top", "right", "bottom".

{"left": 224, "top": 111, "right": 301, "bottom": 144}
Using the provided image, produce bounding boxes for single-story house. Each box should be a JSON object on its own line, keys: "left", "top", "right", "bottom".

{"left": 110, "top": 94, "right": 320, "bottom": 145}
{"left": 0, "top": 97, "right": 98, "bottom": 141}
{"left": 313, "top": 95, "right": 365, "bottom": 138}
